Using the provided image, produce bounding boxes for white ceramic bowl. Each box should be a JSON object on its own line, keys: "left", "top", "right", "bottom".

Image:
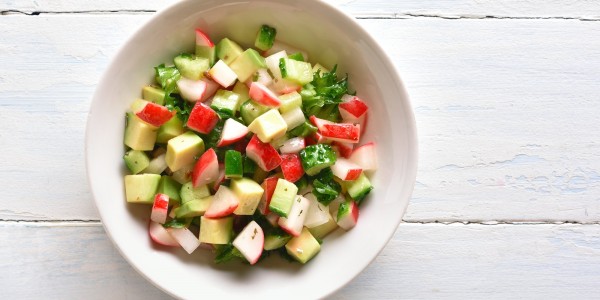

{"left": 86, "top": 0, "right": 417, "bottom": 298}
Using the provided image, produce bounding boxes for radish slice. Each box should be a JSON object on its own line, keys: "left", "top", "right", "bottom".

{"left": 232, "top": 221, "right": 265, "bottom": 265}
{"left": 204, "top": 186, "right": 239, "bottom": 218}
{"left": 249, "top": 81, "right": 281, "bottom": 107}
{"left": 303, "top": 193, "right": 330, "bottom": 228}
{"left": 217, "top": 118, "right": 249, "bottom": 147}
{"left": 264, "top": 41, "right": 308, "bottom": 61}
{"left": 208, "top": 60, "right": 238, "bottom": 88}
{"left": 246, "top": 135, "right": 282, "bottom": 171}
{"left": 195, "top": 29, "right": 214, "bottom": 47}
{"left": 253, "top": 68, "right": 273, "bottom": 87}
{"left": 200, "top": 77, "right": 220, "bottom": 102}
{"left": 278, "top": 195, "right": 310, "bottom": 236}
{"left": 330, "top": 157, "right": 363, "bottom": 181}
{"left": 151, "top": 193, "right": 170, "bottom": 224}
{"left": 279, "top": 153, "right": 304, "bottom": 183}
{"left": 131, "top": 99, "right": 174, "bottom": 127}
{"left": 320, "top": 123, "right": 360, "bottom": 144}
{"left": 213, "top": 163, "right": 226, "bottom": 191}
{"left": 149, "top": 221, "right": 178, "bottom": 247}
{"left": 186, "top": 102, "right": 219, "bottom": 134}
{"left": 265, "top": 212, "right": 279, "bottom": 227}
{"left": 258, "top": 176, "right": 279, "bottom": 215}
{"left": 279, "top": 137, "right": 306, "bottom": 154}
{"left": 265, "top": 50, "right": 287, "bottom": 79}
{"left": 166, "top": 227, "right": 201, "bottom": 254}
{"left": 349, "top": 142, "right": 377, "bottom": 171}
{"left": 270, "top": 77, "right": 301, "bottom": 94}
{"left": 332, "top": 141, "right": 354, "bottom": 158}
{"left": 192, "top": 148, "right": 219, "bottom": 187}
{"left": 336, "top": 200, "right": 359, "bottom": 231}
{"left": 177, "top": 78, "right": 207, "bottom": 102}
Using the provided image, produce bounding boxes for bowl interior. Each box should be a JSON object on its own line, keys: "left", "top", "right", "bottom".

{"left": 86, "top": 0, "right": 417, "bottom": 298}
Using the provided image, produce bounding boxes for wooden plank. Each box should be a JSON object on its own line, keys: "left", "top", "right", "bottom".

{"left": 1, "top": 0, "right": 599, "bottom": 19}
{"left": 1, "top": 16, "right": 599, "bottom": 222}
{"left": 2, "top": 222, "right": 600, "bottom": 299}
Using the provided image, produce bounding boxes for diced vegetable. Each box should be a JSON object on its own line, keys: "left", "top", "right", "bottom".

{"left": 269, "top": 178, "right": 298, "bottom": 217}
{"left": 299, "top": 144, "right": 337, "bottom": 176}
{"left": 123, "top": 150, "right": 150, "bottom": 174}
{"left": 254, "top": 24, "right": 277, "bottom": 51}
{"left": 124, "top": 174, "right": 161, "bottom": 204}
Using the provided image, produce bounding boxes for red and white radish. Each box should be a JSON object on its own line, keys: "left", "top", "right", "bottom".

{"left": 187, "top": 102, "right": 220, "bottom": 134}
{"left": 208, "top": 60, "right": 238, "bottom": 88}
{"left": 192, "top": 148, "right": 219, "bottom": 187}
{"left": 149, "top": 221, "right": 178, "bottom": 247}
{"left": 217, "top": 118, "right": 248, "bottom": 147}
{"left": 249, "top": 81, "right": 281, "bottom": 107}
{"left": 246, "top": 134, "right": 282, "bottom": 171}
{"left": 151, "top": 193, "right": 170, "bottom": 224}
{"left": 332, "top": 141, "right": 354, "bottom": 158}
{"left": 339, "top": 95, "right": 368, "bottom": 124}
{"left": 264, "top": 41, "right": 307, "bottom": 61}
{"left": 200, "top": 77, "right": 220, "bottom": 101}
{"left": 278, "top": 195, "right": 310, "bottom": 237}
{"left": 166, "top": 227, "right": 201, "bottom": 254}
{"left": 131, "top": 99, "right": 174, "bottom": 127}
{"left": 251, "top": 68, "right": 273, "bottom": 87}
{"left": 264, "top": 50, "right": 287, "bottom": 79}
{"left": 279, "top": 153, "right": 304, "bottom": 183}
{"left": 232, "top": 221, "right": 264, "bottom": 265}
{"left": 270, "top": 78, "right": 301, "bottom": 94}
{"left": 212, "top": 163, "right": 226, "bottom": 191}
{"left": 330, "top": 157, "right": 363, "bottom": 181}
{"left": 265, "top": 212, "right": 279, "bottom": 227}
{"left": 177, "top": 78, "right": 207, "bottom": 102}
{"left": 336, "top": 200, "right": 359, "bottom": 231}
{"left": 204, "top": 186, "right": 239, "bottom": 218}
{"left": 303, "top": 193, "right": 330, "bottom": 228}
{"left": 258, "top": 176, "right": 279, "bottom": 215}
{"left": 349, "top": 142, "right": 377, "bottom": 171}
{"left": 195, "top": 29, "right": 214, "bottom": 47}
{"left": 309, "top": 115, "right": 360, "bottom": 143}
{"left": 279, "top": 137, "right": 306, "bottom": 154}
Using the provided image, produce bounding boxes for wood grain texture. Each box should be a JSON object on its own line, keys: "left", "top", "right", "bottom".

{"left": 2, "top": 0, "right": 599, "bottom": 19}
{"left": 2, "top": 222, "right": 600, "bottom": 299}
{"left": 1, "top": 16, "right": 599, "bottom": 222}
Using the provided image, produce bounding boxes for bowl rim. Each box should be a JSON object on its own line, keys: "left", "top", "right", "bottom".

{"left": 85, "top": 0, "right": 418, "bottom": 298}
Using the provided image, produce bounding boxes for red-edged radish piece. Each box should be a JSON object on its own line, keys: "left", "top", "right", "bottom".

{"left": 252, "top": 68, "right": 273, "bottom": 87}
{"left": 329, "top": 195, "right": 346, "bottom": 218}
{"left": 187, "top": 102, "right": 219, "bottom": 134}
{"left": 331, "top": 157, "right": 363, "bottom": 181}
{"left": 195, "top": 29, "right": 214, "bottom": 47}
{"left": 308, "top": 115, "right": 332, "bottom": 131}
{"left": 270, "top": 78, "right": 301, "bottom": 94}
{"left": 208, "top": 60, "right": 238, "bottom": 88}
{"left": 204, "top": 186, "right": 239, "bottom": 218}
{"left": 192, "top": 148, "right": 219, "bottom": 187}
{"left": 258, "top": 176, "right": 279, "bottom": 215}
{"left": 332, "top": 141, "right": 354, "bottom": 158}
{"left": 131, "top": 99, "right": 174, "bottom": 127}
{"left": 305, "top": 132, "right": 329, "bottom": 146}
{"left": 279, "top": 137, "right": 306, "bottom": 154}
{"left": 177, "top": 78, "right": 207, "bottom": 102}
{"left": 151, "top": 193, "right": 170, "bottom": 224}
{"left": 280, "top": 153, "right": 304, "bottom": 183}
{"left": 336, "top": 200, "right": 359, "bottom": 231}
{"left": 166, "top": 227, "right": 201, "bottom": 254}
{"left": 232, "top": 221, "right": 264, "bottom": 265}
{"left": 339, "top": 95, "right": 368, "bottom": 122}
{"left": 303, "top": 193, "right": 330, "bottom": 228}
{"left": 349, "top": 142, "right": 377, "bottom": 171}
{"left": 321, "top": 123, "right": 360, "bottom": 144}
{"left": 246, "top": 134, "right": 282, "bottom": 171}
{"left": 149, "top": 221, "right": 178, "bottom": 247}
{"left": 217, "top": 118, "right": 248, "bottom": 147}
{"left": 265, "top": 50, "right": 287, "bottom": 79}
{"left": 200, "top": 77, "right": 220, "bottom": 102}
{"left": 278, "top": 195, "right": 310, "bottom": 237}
{"left": 249, "top": 81, "right": 281, "bottom": 107}
{"left": 265, "top": 212, "right": 279, "bottom": 227}
{"left": 199, "top": 243, "right": 215, "bottom": 251}
{"left": 212, "top": 163, "right": 226, "bottom": 191}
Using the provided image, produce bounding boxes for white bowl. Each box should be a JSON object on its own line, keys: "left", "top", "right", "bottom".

{"left": 86, "top": 0, "right": 417, "bottom": 298}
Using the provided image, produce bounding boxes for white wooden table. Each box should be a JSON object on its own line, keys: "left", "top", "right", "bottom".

{"left": 2, "top": 1, "right": 600, "bottom": 298}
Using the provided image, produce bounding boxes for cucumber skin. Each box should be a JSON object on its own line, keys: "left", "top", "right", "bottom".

{"left": 123, "top": 150, "right": 150, "bottom": 174}
{"left": 225, "top": 150, "right": 243, "bottom": 179}
{"left": 255, "top": 25, "right": 277, "bottom": 51}
{"left": 299, "top": 144, "right": 337, "bottom": 176}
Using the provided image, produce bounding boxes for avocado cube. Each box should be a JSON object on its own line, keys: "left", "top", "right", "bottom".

{"left": 278, "top": 91, "right": 302, "bottom": 114}
{"left": 216, "top": 38, "right": 244, "bottom": 65}
{"left": 142, "top": 86, "right": 166, "bottom": 105}
{"left": 269, "top": 178, "right": 298, "bottom": 217}
{"left": 229, "top": 49, "right": 267, "bottom": 82}
{"left": 231, "top": 177, "right": 264, "bottom": 215}
{"left": 124, "top": 113, "right": 158, "bottom": 151}
{"left": 176, "top": 196, "right": 213, "bottom": 218}
{"left": 264, "top": 233, "right": 292, "bottom": 251}
{"left": 166, "top": 131, "right": 205, "bottom": 172}
{"left": 180, "top": 181, "right": 211, "bottom": 204}
{"left": 344, "top": 172, "right": 373, "bottom": 203}
{"left": 285, "top": 227, "right": 321, "bottom": 264}
{"left": 232, "top": 81, "right": 250, "bottom": 103}
{"left": 247, "top": 109, "right": 288, "bottom": 143}
{"left": 157, "top": 115, "right": 185, "bottom": 144}
{"left": 308, "top": 212, "right": 338, "bottom": 239}
{"left": 171, "top": 163, "right": 194, "bottom": 184}
{"left": 157, "top": 175, "right": 182, "bottom": 204}
{"left": 210, "top": 90, "right": 242, "bottom": 118}
{"left": 123, "top": 150, "right": 150, "bottom": 174}
{"left": 240, "top": 100, "right": 269, "bottom": 125}
{"left": 174, "top": 54, "right": 210, "bottom": 80}
{"left": 200, "top": 216, "right": 233, "bottom": 244}
{"left": 124, "top": 174, "right": 161, "bottom": 204}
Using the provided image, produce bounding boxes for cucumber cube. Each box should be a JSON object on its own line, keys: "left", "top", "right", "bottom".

{"left": 180, "top": 181, "right": 211, "bottom": 204}
{"left": 216, "top": 38, "right": 244, "bottom": 65}
{"left": 269, "top": 178, "right": 298, "bottom": 217}
{"left": 174, "top": 54, "right": 210, "bottom": 80}
{"left": 240, "top": 100, "right": 269, "bottom": 125}
{"left": 157, "top": 175, "right": 182, "bottom": 204}
{"left": 157, "top": 115, "right": 185, "bottom": 143}
{"left": 288, "top": 52, "right": 304, "bottom": 61}
{"left": 285, "top": 227, "right": 321, "bottom": 264}
{"left": 264, "top": 232, "right": 292, "bottom": 250}
{"left": 278, "top": 91, "right": 302, "bottom": 114}
{"left": 299, "top": 144, "right": 337, "bottom": 176}
{"left": 254, "top": 24, "right": 277, "bottom": 51}
{"left": 210, "top": 90, "right": 242, "bottom": 118}
{"left": 243, "top": 156, "right": 257, "bottom": 175}
{"left": 288, "top": 121, "right": 318, "bottom": 138}
{"left": 123, "top": 150, "right": 150, "bottom": 174}
{"left": 232, "top": 81, "right": 250, "bottom": 102}
{"left": 308, "top": 212, "right": 338, "bottom": 239}
{"left": 142, "top": 86, "right": 165, "bottom": 105}
{"left": 124, "top": 113, "right": 158, "bottom": 151}
{"left": 345, "top": 172, "right": 373, "bottom": 203}
{"left": 231, "top": 178, "right": 264, "bottom": 215}
{"left": 176, "top": 196, "right": 213, "bottom": 218}
{"left": 166, "top": 131, "right": 205, "bottom": 172}
{"left": 229, "top": 49, "right": 267, "bottom": 82}
{"left": 124, "top": 174, "right": 161, "bottom": 204}
{"left": 200, "top": 216, "right": 233, "bottom": 244}
{"left": 247, "top": 109, "right": 288, "bottom": 143}
{"left": 279, "top": 58, "right": 313, "bottom": 85}
{"left": 195, "top": 45, "right": 216, "bottom": 66}
{"left": 225, "top": 150, "right": 243, "bottom": 179}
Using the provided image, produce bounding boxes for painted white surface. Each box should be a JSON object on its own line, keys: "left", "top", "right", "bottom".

{"left": 1, "top": 0, "right": 600, "bottom": 298}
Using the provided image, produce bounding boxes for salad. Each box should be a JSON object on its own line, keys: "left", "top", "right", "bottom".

{"left": 122, "top": 25, "right": 377, "bottom": 265}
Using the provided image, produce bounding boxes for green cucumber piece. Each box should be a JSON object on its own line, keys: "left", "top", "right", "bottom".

{"left": 216, "top": 38, "right": 244, "bottom": 65}
{"left": 254, "top": 24, "right": 277, "bottom": 51}
{"left": 229, "top": 49, "right": 267, "bottom": 82}
{"left": 264, "top": 232, "right": 292, "bottom": 250}
{"left": 269, "top": 179, "right": 298, "bottom": 217}
{"left": 288, "top": 52, "right": 304, "bottom": 62}
{"left": 279, "top": 58, "right": 313, "bottom": 85}
{"left": 345, "top": 172, "right": 373, "bottom": 203}
{"left": 195, "top": 45, "right": 216, "bottom": 66}
{"left": 124, "top": 174, "right": 161, "bottom": 204}
{"left": 142, "top": 86, "right": 165, "bottom": 105}
{"left": 180, "top": 181, "right": 211, "bottom": 204}
{"left": 232, "top": 81, "right": 250, "bottom": 102}
{"left": 123, "top": 150, "right": 150, "bottom": 174}
{"left": 243, "top": 156, "right": 257, "bottom": 175}
{"left": 299, "top": 144, "right": 337, "bottom": 176}
{"left": 157, "top": 175, "right": 182, "bottom": 205}
{"left": 210, "top": 90, "right": 242, "bottom": 119}
{"left": 176, "top": 196, "right": 213, "bottom": 218}
{"left": 240, "top": 100, "right": 269, "bottom": 125}
{"left": 288, "top": 121, "right": 318, "bottom": 138}
{"left": 278, "top": 91, "right": 302, "bottom": 114}
{"left": 285, "top": 227, "right": 321, "bottom": 264}
{"left": 174, "top": 54, "right": 210, "bottom": 80}
{"left": 225, "top": 150, "right": 243, "bottom": 179}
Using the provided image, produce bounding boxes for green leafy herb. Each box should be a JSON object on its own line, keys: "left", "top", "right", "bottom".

{"left": 311, "top": 168, "right": 341, "bottom": 205}
{"left": 299, "top": 65, "right": 349, "bottom": 117}
{"left": 154, "top": 64, "right": 195, "bottom": 122}
{"left": 214, "top": 244, "right": 244, "bottom": 264}
{"left": 162, "top": 219, "right": 186, "bottom": 229}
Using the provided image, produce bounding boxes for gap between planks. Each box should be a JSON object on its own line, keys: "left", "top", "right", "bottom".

{"left": 1, "top": 10, "right": 599, "bottom": 21}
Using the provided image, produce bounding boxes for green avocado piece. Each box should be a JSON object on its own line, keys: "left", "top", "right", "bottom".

{"left": 124, "top": 174, "right": 161, "bottom": 204}
{"left": 229, "top": 49, "right": 267, "bottom": 82}
{"left": 211, "top": 90, "right": 242, "bottom": 119}
{"left": 216, "top": 38, "right": 244, "bottom": 65}
{"left": 264, "top": 232, "right": 292, "bottom": 250}
{"left": 285, "top": 227, "right": 321, "bottom": 264}
{"left": 157, "top": 175, "right": 182, "bottom": 205}
{"left": 195, "top": 45, "right": 216, "bottom": 66}
{"left": 123, "top": 150, "right": 150, "bottom": 174}
{"left": 180, "top": 181, "right": 211, "bottom": 204}
{"left": 124, "top": 112, "right": 158, "bottom": 151}
{"left": 142, "top": 86, "right": 166, "bottom": 105}
{"left": 176, "top": 196, "right": 213, "bottom": 218}
{"left": 174, "top": 54, "right": 210, "bottom": 80}
{"left": 240, "top": 100, "right": 269, "bottom": 125}
{"left": 156, "top": 116, "right": 185, "bottom": 144}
